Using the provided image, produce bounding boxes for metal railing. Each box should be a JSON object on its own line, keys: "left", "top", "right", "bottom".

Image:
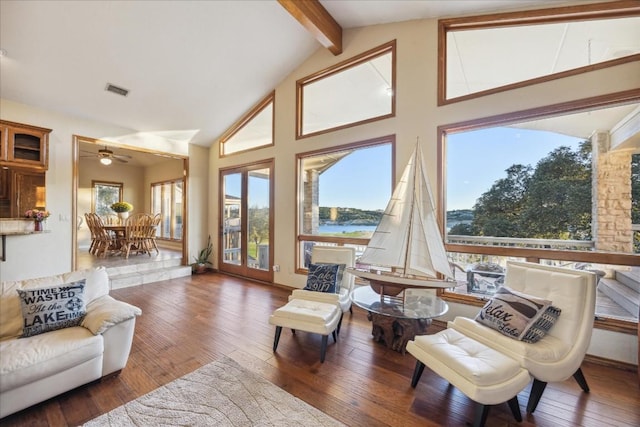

{"left": 446, "top": 235, "right": 595, "bottom": 250}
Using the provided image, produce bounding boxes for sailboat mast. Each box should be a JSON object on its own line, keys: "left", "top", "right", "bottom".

{"left": 402, "top": 146, "right": 418, "bottom": 273}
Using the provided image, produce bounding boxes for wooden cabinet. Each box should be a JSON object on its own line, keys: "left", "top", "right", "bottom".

{"left": 0, "top": 167, "right": 46, "bottom": 218}
{"left": 0, "top": 120, "right": 51, "bottom": 170}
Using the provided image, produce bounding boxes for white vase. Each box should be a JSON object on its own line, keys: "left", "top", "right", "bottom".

{"left": 118, "top": 211, "right": 130, "bottom": 223}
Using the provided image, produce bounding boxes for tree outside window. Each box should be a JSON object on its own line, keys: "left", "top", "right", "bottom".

{"left": 92, "top": 181, "right": 122, "bottom": 216}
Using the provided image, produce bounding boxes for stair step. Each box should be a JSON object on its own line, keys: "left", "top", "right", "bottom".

{"left": 109, "top": 265, "right": 192, "bottom": 289}
{"left": 597, "top": 278, "right": 640, "bottom": 316}
{"left": 615, "top": 269, "right": 640, "bottom": 293}
{"left": 104, "top": 257, "right": 182, "bottom": 277}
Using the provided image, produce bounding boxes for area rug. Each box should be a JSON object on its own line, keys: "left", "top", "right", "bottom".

{"left": 83, "top": 356, "right": 344, "bottom": 426}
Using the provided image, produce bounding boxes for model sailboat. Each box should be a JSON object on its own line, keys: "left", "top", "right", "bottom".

{"left": 347, "top": 142, "right": 455, "bottom": 295}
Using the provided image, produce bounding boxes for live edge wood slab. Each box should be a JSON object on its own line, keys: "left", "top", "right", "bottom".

{"left": 367, "top": 312, "right": 432, "bottom": 354}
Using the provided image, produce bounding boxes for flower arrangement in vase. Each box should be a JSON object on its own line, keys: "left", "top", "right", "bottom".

{"left": 110, "top": 201, "right": 133, "bottom": 221}
{"left": 25, "top": 208, "right": 51, "bottom": 231}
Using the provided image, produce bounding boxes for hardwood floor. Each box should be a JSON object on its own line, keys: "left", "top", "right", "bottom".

{"left": 2, "top": 273, "right": 639, "bottom": 426}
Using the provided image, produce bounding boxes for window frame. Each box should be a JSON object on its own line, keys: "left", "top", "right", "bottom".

{"left": 91, "top": 180, "right": 123, "bottom": 216}
{"left": 296, "top": 40, "right": 396, "bottom": 139}
{"left": 295, "top": 135, "right": 396, "bottom": 273}
{"left": 438, "top": 2, "right": 640, "bottom": 105}
{"left": 437, "top": 88, "right": 640, "bottom": 333}
{"left": 219, "top": 91, "right": 275, "bottom": 157}
{"left": 151, "top": 178, "right": 184, "bottom": 241}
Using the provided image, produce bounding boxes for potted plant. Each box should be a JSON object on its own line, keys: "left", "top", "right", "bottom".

{"left": 192, "top": 235, "right": 213, "bottom": 274}
{"left": 110, "top": 201, "right": 133, "bottom": 221}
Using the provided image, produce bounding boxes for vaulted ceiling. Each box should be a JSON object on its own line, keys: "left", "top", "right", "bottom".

{"left": 0, "top": 0, "right": 627, "bottom": 150}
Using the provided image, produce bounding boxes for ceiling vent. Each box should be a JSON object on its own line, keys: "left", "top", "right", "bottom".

{"left": 105, "top": 83, "right": 129, "bottom": 97}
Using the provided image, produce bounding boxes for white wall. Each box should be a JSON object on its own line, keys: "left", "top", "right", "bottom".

{"left": 0, "top": 99, "right": 137, "bottom": 280}
{"left": 0, "top": 98, "right": 207, "bottom": 281}
{"left": 210, "top": 18, "right": 640, "bottom": 364}
{"left": 78, "top": 162, "right": 145, "bottom": 217}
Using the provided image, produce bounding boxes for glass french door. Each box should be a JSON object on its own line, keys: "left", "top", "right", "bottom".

{"left": 219, "top": 161, "right": 273, "bottom": 282}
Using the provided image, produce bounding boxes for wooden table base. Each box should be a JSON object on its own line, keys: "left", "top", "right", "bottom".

{"left": 367, "top": 312, "right": 431, "bottom": 354}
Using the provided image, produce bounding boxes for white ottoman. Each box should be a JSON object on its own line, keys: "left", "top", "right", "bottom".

{"left": 406, "top": 328, "right": 531, "bottom": 427}
{"left": 269, "top": 299, "right": 341, "bottom": 363}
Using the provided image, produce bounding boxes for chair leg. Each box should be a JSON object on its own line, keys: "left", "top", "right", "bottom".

{"left": 507, "top": 395, "right": 522, "bottom": 422}
{"left": 332, "top": 330, "right": 337, "bottom": 343}
{"left": 527, "top": 378, "right": 547, "bottom": 413}
{"left": 410, "top": 360, "right": 425, "bottom": 388}
{"left": 473, "top": 403, "right": 490, "bottom": 427}
{"left": 272, "top": 326, "right": 282, "bottom": 352}
{"left": 320, "top": 335, "right": 328, "bottom": 363}
{"left": 573, "top": 368, "right": 590, "bottom": 392}
{"left": 337, "top": 312, "right": 344, "bottom": 335}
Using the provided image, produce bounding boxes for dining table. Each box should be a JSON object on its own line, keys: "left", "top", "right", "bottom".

{"left": 102, "top": 224, "right": 157, "bottom": 255}
{"left": 101, "top": 225, "right": 126, "bottom": 253}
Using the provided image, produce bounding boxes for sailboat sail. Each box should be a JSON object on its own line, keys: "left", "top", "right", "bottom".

{"left": 357, "top": 143, "right": 453, "bottom": 284}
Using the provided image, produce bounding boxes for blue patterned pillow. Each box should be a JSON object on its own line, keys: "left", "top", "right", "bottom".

{"left": 522, "top": 305, "right": 561, "bottom": 343}
{"left": 315, "top": 263, "right": 345, "bottom": 293}
{"left": 17, "top": 280, "right": 87, "bottom": 338}
{"left": 304, "top": 263, "right": 341, "bottom": 293}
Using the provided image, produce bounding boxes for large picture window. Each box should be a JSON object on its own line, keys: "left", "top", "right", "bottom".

{"left": 440, "top": 91, "right": 639, "bottom": 327}
{"left": 296, "top": 136, "right": 394, "bottom": 270}
{"left": 439, "top": 3, "right": 640, "bottom": 104}
{"left": 297, "top": 41, "right": 395, "bottom": 138}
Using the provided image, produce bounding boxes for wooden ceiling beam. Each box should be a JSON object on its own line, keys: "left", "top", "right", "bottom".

{"left": 278, "top": 0, "right": 343, "bottom": 55}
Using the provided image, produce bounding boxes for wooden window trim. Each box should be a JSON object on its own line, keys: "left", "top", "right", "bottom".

{"left": 294, "top": 135, "right": 396, "bottom": 273}
{"left": 219, "top": 91, "right": 275, "bottom": 158}
{"left": 436, "top": 88, "right": 640, "bottom": 333}
{"left": 91, "top": 180, "right": 123, "bottom": 214}
{"left": 151, "top": 178, "right": 184, "bottom": 242}
{"left": 296, "top": 40, "right": 396, "bottom": 139}
{"left": 438, "top": 1, "right": 640, "bottom": 105}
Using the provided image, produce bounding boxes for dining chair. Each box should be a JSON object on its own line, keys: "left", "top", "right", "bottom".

{"left": 84, "top": 213, "right": 98, "bottom": 255}
{"left": 93, "top": 214, "right": 118, "bottom": 258}
{"left": 145, "top": 213, "right": 162, "bottom": 255}
{"left": 121, "top": 214, "right": 152, "bottom": 258}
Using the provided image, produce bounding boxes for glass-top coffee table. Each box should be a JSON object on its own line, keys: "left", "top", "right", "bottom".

{"left": 350, "top": 285, "right": 448, "bottom": 353}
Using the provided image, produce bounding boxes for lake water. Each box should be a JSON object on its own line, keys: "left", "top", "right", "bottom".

{"left": 319, "top": 224, "right": 378, "bottom": 234}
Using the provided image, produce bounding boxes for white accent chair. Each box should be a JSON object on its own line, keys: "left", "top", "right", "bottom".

{"left": 269, "top": 299, "right": 341, "bottom": 363}
{"left": 288, "top": 246, "right": 356, "bottom": 334}
{"left": 448, "top": 261, "right": 597, "bottom": 413}
{"left": 407, "top": 328, "right": 530, "bottom": 426}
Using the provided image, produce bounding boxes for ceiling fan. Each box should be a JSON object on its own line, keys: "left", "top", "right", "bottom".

{"left": 80, "top": 146, "right": 132, "bottom": 165}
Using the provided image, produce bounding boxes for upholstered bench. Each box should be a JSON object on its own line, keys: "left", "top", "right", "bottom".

{"left": 269, "top": 299, "right": 341, "bottom": 363}
{"left": 406, "top": 328, "right": 530, "bottom": 427}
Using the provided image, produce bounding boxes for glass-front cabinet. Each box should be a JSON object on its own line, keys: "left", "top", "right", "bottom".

{"left": 0, "top": 120, "right": 51, "bottom": 169}
{"left": 0, "top": 120, "right": 51, "bottom": 218}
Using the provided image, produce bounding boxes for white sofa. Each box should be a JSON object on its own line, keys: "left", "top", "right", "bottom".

{"left": 0, "top": 267, "right": 142, "bottom": 418}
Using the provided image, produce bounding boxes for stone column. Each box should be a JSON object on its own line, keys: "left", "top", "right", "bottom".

{"left": 303, "top": 169, "right": 319, "bottom": 235}
{"left": 592, "top": 131, "right": 633, "bottom": 253}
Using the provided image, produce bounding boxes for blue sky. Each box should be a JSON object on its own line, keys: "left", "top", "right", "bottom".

{"left": 319, "top": 144, "right": 392, "bottom": 210}
{"left": 320, "top": 128, "right": 582, "bottom": 212}
{"left": 227, "top": 128, "right": 582, "bottom": 212}
{"left": 446, "top": 127, "right": 582, "bottom": 210}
